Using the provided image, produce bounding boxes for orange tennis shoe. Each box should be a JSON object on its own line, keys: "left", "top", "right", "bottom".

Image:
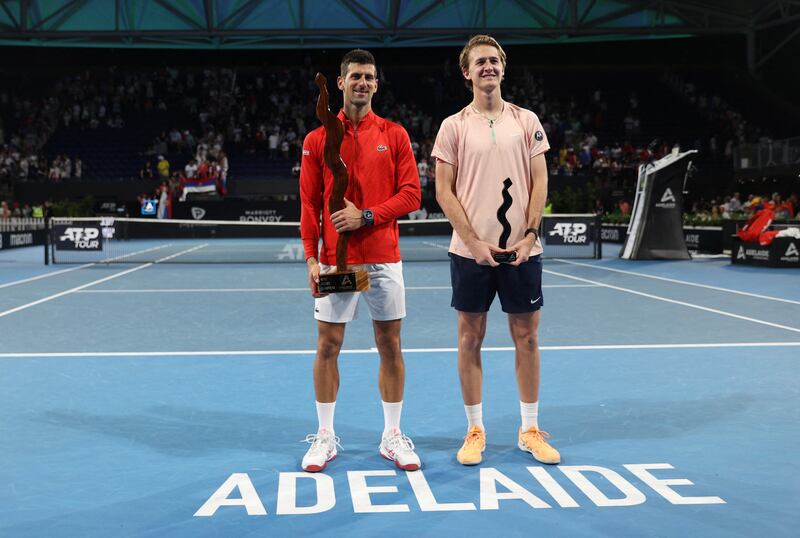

{"left": 518, "top": 427, "right": 560, "bottom": 464}
{"left": 457, "top": 426, "right": 486, "bottom": 465}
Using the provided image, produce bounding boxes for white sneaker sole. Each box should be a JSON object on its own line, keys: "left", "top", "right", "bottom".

{"left": 518, "top": 441, "right": 560, "bottom": 464}
{"left": 456, "top": 445, "right": 485, "bottom": 466}
{"left": 303, "top": 452, "right": 336, "bottom": 473}
{"left": 380, "top": 450, "right": 421, "bottom": 471}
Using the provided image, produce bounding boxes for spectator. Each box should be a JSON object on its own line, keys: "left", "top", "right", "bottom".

{"left": 727, "top": 192, "right": 742, "bottom": 213}
{"left": 772, "top": 192, "right": 794, "bottom": 220}
{"left": 268, "top": 129, "right": 279, "bottom": 159}
{"left": 18, "top": 157, "right": 29, "bottom": 180}
{"left": 786, "top": 193, "right": 798, "bottom": 219}
{"left": 169, "top": 128, "right": 183, "bottom": 151}
{"left": 48, "top": 157, "right": 62, "bottom": 182}
{"left": 139, "top": 161, "right": 154, "bottom": 179}
{"left": 594, "top": 198, "right": 605, "bottom": 215}
{"left": 417, "top": 159, "right": 429, "bottom": 191}
{"left": 157, "top": 182, "right": 169, "bottom": 219}
{"left": 196, "top": 142, "right": 208, "bottom": 163}
{"left": 156, "top": 155, "right": 170, "bottom": 180}
{"left": 0, "top": 200, "right": 10, "bottom": 220}
{"left": 196, "top": 157, "right": 209, "bottom": 180}
{"left": 61, "top": 155, "right": 71, "bottom": 179}
{"left": 184, "top": 158, "right": 198, "bottom": 179}
{"left": 218, "top": 151, "right": 229, "bottom": 194}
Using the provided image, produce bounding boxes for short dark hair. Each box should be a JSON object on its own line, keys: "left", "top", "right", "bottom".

{"left": 340, "top": 49, "right": 377, "bottom": 78}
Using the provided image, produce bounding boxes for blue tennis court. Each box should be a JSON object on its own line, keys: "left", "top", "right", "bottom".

{"left": 1, "top": 244, "right": 798, "bottom": 537}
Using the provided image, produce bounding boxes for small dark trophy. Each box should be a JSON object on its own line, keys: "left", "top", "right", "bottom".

{"left": 314, "top": 72, "right": 370, "bottom": 293}
{"left": 492, "top": 177, "right": 518, "bottom": 263}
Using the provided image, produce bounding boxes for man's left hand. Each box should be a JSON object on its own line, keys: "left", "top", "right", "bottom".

{"left": 331, "top": 198, "right": 364, "bottom": 233}
{"left": 507, "top": 233, "right": 537, "bottom": 266}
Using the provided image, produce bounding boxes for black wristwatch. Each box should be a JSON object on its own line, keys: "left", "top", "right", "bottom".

{"left": 524, "top": 227, "right": 539, "bottom": 240}
{"left": 362, "top": 208, "right": 375, "bottom": 227}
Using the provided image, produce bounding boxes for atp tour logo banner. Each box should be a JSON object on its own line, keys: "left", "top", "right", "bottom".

{"left": 54, "top": 224, "right": 103, "bottom": 251}
{"left": 543, "top": 218, "right": 592, "bottom": 245}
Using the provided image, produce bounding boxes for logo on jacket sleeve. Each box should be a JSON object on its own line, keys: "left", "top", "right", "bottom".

{"left": 535, "top": 131, "right": 544, "bottom": 141}
{"left": 377, "top": 145, "right": 388, "bottom": 152}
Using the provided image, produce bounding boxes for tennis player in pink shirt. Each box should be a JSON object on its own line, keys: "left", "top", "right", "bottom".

{"left": 432, "top": 35, "right": 560, "bottom": 466}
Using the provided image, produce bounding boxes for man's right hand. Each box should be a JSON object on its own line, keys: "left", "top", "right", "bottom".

{"left": 466, "top": 240, "right": 503, "bottom": 267}
{"left": 306, "top": 257, "right": 328, "bottom": 298}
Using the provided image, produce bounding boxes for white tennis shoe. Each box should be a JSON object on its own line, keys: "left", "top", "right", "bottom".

{"left": 379, "top": 428, "right": 421, "bottom": 471}
{"left": 301, "top": 429, "right": 340, "bottom": 472}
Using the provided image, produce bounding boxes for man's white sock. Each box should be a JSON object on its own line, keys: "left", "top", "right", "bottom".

{"left": 520, "top": 401, "right": 539, "bottom": 431}
{"left": 382, "top": 400, "right": 403, "bottom": 437}
{"left": 316, "top": 401, "right": 336, "bottom": 433}
{"left": 464, "top": 403, "right": 484, "bottom": 430}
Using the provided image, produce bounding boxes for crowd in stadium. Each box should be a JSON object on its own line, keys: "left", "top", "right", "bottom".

{"left": 1, "top": 63, "right": 693, "bottom": 184}
{"left": 0, "top": 56, "right": 796, "bottom": 222}
{"left": 700, "top": 191, "right": 798, "bottom": 220}
{"left": 0, "top": 200, "right": 37, "bottom": 219}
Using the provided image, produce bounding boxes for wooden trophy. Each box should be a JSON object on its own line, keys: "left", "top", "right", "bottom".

{"left": 314, "top": 72, "right": 370, "bottom": 294}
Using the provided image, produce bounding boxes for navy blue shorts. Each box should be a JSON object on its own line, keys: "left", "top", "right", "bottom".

{"left": 449, "top": 253, "right": 544, "bottom": 313}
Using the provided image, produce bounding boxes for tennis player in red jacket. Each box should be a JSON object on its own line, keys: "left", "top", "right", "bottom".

{"left": 299, "top": 49, "right": 422, "bottom": 472}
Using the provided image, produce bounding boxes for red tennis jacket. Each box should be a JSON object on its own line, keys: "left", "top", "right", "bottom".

{"left": 300, "top": 110, "right": 421, "bottom": 265}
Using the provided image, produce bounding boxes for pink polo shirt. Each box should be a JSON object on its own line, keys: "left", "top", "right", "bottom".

{"left": 431, "top": 101, "right": 550, "bottom": 259}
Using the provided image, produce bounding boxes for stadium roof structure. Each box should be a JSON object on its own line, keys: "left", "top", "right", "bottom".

{"left": 0, "top": 0, "right": 797, "bottom": 71}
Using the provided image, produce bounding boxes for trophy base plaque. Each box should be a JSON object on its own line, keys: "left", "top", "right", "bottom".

{"left": 318, "top": 269, "right": 370, "bottom": 293}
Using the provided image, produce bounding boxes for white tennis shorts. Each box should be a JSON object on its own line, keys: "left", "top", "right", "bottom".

{"left": 314, "top": 262, "right": 406, "bottom": 323}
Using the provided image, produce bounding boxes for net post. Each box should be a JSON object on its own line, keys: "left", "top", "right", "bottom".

{"left": 44, "top": 216, "right": 50, "bottom": 265}
{"left": 595, "top": 213, "right": 602, "bottom": 259}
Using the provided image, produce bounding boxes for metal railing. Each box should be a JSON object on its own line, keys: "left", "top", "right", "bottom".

{"left": 734, "top": 136, "right": 800, "bottom": 170}
{"left": 0, "top": 217, "right": 46, "bottom": 232}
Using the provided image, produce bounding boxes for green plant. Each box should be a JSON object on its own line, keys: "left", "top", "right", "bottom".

{"left": 51, "top": 196, "right": 95, "bottom": 217}
{"left": 550, "top": 181, "right": 598, "bottom": 213}
{"left": 602, "top": 214, "right": 631, "bottom": 225}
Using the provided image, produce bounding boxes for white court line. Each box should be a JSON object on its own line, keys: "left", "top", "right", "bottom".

{"left": 543, "top": 268, "right": 800, "bottom": 334}
{"left": 75, "top": 284, "right": 599, "bottom": 294}
{"left": 102, "top": 243, "right": 174, "bottom": 262}
{"left": 0, "top": 263, "right": 153, "bottom": 318}
{"left": 79, "top": 287, "right": 311, "bottom": 293}
{"left": 553, "top": 258, "right": 800, "bottom": 306}
{"left": 1, "top": 341, "right": 798, "bottom": 359}
{"left": 0, "top": 243, "right": 176, "bottom": 290}
{"left": 153, "top": 243, "right": 208, "bottom": 262}
{"left": 0, "top": 244, "right": 207, "bottom": 318}
{"left": 0, "top": 263, "right": 95, "bottom": 289}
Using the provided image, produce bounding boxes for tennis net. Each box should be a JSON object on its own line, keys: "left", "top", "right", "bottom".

{"left": 47, "top": 214, "right": 601, "bottom": 264}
